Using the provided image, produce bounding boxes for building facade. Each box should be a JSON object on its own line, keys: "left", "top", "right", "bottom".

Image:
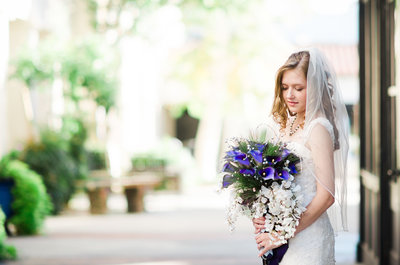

{"left": 358, "top": 0, "right": 400, "bottom": 264}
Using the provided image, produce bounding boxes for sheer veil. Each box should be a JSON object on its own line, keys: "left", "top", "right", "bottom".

{"left": 304, "top": 48, "right": 350, "bottom": 232}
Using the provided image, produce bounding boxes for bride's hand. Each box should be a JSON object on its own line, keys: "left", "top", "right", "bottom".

{"left": 255, "top": 232, "right": 282, "bottom": 257}
{"left": 252, "top": 217, "right": 266, "bottom": 234}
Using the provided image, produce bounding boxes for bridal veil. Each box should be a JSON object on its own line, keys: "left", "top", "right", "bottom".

{"left": 304, "top": 48, "right": 350, "bottom": 232}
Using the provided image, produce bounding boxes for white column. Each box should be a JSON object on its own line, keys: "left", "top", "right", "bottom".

{"left": 0, "top": 11, "right": 9, "bottom": 156}
{"left": 117, "top": 37, "right": 162, "bottom": 173}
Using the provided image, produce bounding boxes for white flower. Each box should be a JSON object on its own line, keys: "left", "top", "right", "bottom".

{"left": 222, "top": 170, "right": 305, "bottom": 238}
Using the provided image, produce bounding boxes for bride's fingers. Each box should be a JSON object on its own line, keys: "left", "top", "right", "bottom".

{"left": 252, "top": 217, "right": 266, "bottom": 223}
{"left": 255, "top": 234, "right": 267, "bottom": 244}
{"left": 257, "top": 242, "right": 265, "bottom": 250}
{"left": 253, "top": 219, "right": 265, "bottom": 225}
{"left": 259, "top": 246, "right": 272, "bottom": 257}
{"left": 252, "top": 224, "right": 264, "bottom": 233}
{"left": 253, "top": 225, "right": 263, "bottom": 231}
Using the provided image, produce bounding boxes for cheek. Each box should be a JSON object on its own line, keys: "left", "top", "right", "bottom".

{"left": 281, "top": 90, "right": 287, "bottom": 100}
{"left": 301, "top": 92, "right": 307, "bottom": 104}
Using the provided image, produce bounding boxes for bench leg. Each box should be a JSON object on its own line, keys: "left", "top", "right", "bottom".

{"left": 87, "top": 187, "right": 109, "bottom": 214}
{"left": 125, "top": 187, "right": 145, "bottom": 212}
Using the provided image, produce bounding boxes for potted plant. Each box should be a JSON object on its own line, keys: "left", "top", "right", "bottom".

{"left": 0, "top": 153, "right": 52, "bottom": 235}
{"left": 85, "top": 148, "right": 110, "bottom": 214}
{"left": 0, "top": 179, "right": 14, "bottom": 221}
{"left": 19, "top": 129, "right": 79, "bottom": 214}
{"left": 0, "top": 207, "right": 17, "bottom": 260}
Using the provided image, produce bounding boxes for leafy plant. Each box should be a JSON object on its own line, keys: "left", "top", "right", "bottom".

{"left": 19, "top": 129, "right": 79, "bottom": 214}
{"left": 11, "top": 37, "right": 117, "bottom": 113}
{"left": 11, "top": 39, "right": 117, "bottom": 200}
{"left": 0, "top": 207, "right": 17, "bottom": 260}
{"left": 61, "top": 117, "right": 89, "bottom": 180}
{"left": 87, "top": 149, "right": 107, "bottom": 170}
{"left": 131, "top": 154, "right": 167, "bottom": 172}
{"left": 61, "top": 38, "right": 117, "bottom": 112}
{"left": 0, "top": 154, "right": 52, "bottom": 235}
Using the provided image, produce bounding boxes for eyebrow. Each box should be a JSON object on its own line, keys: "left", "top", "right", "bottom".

{"left": 281, "top": 82, "right": 306, "bottom": 86}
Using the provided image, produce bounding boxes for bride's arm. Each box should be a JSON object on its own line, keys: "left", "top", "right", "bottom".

{"left": 294, "top": 123, "right": 335, "bottom": 235}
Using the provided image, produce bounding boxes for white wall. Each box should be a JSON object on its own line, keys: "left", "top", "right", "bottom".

{"left": 0, "top": 11, "right": 9, "bottom": 156}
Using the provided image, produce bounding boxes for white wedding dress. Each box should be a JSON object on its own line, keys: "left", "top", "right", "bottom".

{"left": 269, "top": 117, "right": 336, "bottom": 265}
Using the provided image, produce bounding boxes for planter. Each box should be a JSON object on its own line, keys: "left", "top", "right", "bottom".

{"left": 118, "top": 174, "right": 161, "bottom": 213}
{"left": 125, "top": 187, "right": 145, "bottom": 212}
{"left": 0, "top": 179, "right": 14, "bottom": 219}
{"left": 87, "top": 187, "right": 109, "bottom": 214}
{"left": 86, "top": 170, "right": 111, "bottom": 214}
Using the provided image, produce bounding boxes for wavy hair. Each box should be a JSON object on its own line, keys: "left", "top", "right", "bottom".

{"left": 271, "top": 51, "right": 310, "bottom": 131}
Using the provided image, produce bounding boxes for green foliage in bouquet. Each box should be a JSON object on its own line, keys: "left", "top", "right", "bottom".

{"left": 0, "top": 154, "right": 52, "bottom": 235}
{"left": 0, "top": 207, "right": 17, "bottom": 260}
{"left": 19, "top": 129, "right": 79, "bottom": 214}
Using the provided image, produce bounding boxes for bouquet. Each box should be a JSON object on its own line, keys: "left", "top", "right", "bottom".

{"left": 220, "top": 133, "right": 306, "bottom": 264}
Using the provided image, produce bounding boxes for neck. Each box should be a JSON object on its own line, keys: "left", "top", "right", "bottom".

{"left": 296, "top": 112, "right": 305, "bottom": 124}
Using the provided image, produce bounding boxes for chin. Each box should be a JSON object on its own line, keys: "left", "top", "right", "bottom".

{"left": 288, "top": 108, "right": 305, "bottom": 115}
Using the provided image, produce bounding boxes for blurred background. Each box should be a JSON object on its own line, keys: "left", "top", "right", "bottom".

{"left": 0, "top": 0, "right": 360, "bottom": 264}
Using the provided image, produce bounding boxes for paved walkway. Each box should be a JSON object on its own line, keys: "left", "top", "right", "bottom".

{"left": 3, "top": 185, "right": 362, "bottom": 265}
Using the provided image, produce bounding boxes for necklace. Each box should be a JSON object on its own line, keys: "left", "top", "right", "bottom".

{"left": 289, "top": 115, "right": 301, "bottom": 136}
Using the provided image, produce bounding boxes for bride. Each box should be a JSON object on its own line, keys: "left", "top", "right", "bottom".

{"left": 252, "top": 49, "right": 349, "bottom": 264}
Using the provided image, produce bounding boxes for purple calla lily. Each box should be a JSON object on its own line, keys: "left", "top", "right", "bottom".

{"left": 226, "top": 150, "right": 241, "bottom": 157}
{"left": 222, "top": 162, "right": 235, "bottom": 173}
{"left": 267, "top": 155, "right": 282, "bottom": 164}
{"left": 249, "top": 150, "right": 263, "bottom": 164}
{"left": 275, "top": 169, "right": 290, "bottom": 180}
{"left": 239, "top": 168, "right": 255, "bottom": 176}
{"left": 232, "top": 153, "right": 251, "bottom": 166}
{"left": 289, "top": 163, "right": 297, "bottom": 174}
{"left": 258, "top": 167, "right": 275, "bottom": 180}
{"left": 255, "top": 143, "right": 266, "bottom": 152}
{"left": 281, "top": 149, "right": 290, "bottom": 158}
{"left": 222, "top": 174, "right": 235, "bottom": 188}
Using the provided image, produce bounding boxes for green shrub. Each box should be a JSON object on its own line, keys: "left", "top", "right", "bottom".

{"left": 0, "top": 207, "right": 17, "bottom": 260}
{"left": 87, "top": 149, "right": 107, "bottom": 170}
{"left": 131, "top": 154, "right": 166, "bottom": 172}
{"left": 0, "top": 156, "right": 52, "bottom": 235}
{"left": 61, "top": 117, "right": 89, "bottom": 180}
{"left": 20, "top": 130, "right": 79, "bottom": 214}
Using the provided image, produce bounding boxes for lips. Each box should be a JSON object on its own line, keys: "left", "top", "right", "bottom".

{"left": 287, "top": 101, "right": 298, "bottom": 106}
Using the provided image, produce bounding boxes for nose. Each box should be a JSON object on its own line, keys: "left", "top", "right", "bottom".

{"left": 286, "top": 88, "right": 295, "bottom": 99}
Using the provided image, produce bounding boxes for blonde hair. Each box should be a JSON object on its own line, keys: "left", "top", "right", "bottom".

{"left": 271, "top": 51, "right": 310, "bottom": 131}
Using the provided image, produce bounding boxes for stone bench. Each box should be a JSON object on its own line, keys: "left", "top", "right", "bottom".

{"left": 84, "top": 171, "right": 161, "bottom": 214}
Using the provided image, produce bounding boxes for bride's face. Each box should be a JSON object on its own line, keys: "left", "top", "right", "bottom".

{"left": 281, "top": 68, "right": 307, "bottom": 116}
